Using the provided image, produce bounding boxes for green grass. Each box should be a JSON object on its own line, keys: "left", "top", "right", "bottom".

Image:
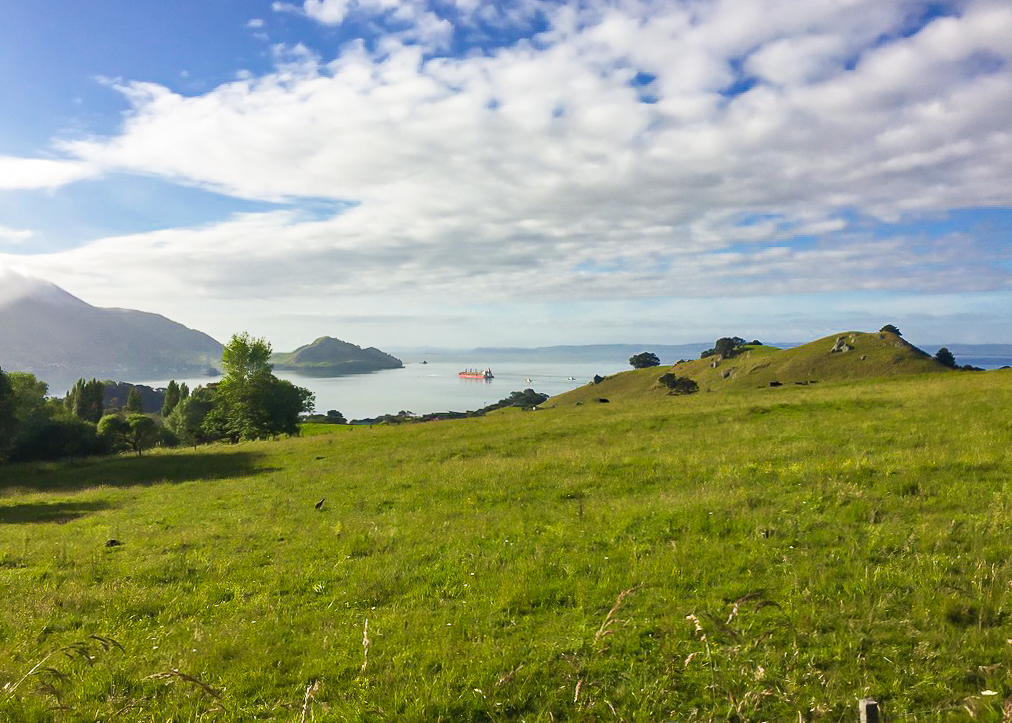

{"left": 2, "top": 370, "right": 1012, "bottom": 721}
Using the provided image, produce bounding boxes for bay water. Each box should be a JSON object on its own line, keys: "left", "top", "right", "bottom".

{"left": 134, "top": 359, "right": 629, "bottom": 422}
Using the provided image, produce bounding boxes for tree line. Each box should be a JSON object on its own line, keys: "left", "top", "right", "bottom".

{"left": 0, "top": 333, "right": 314, "bottom": 464}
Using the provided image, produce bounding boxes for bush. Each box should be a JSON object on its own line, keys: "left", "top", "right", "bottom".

{"left": 880, "top": 324, "right": 902, "bottom": 336}
{"left": 658, "top": 373, "right": 699, "bottom": 395}
{"left": 629, "top": 352, "right": 660, "bottom": 369}
{"left": 9, "top": 416, "right": 103, "bottom": 462}
{"left": 934, "top": 347, "right": 958, "bottom": 369}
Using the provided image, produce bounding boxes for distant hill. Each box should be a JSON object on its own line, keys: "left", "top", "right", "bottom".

{"left": 550, "top": 330, "right": 954, "bottom": 406}
{"left": 390, "top": 343, "right": 711, "bottom": 364}
{"left": 271, "top": 337, "right": 403, "bottom": 376}
{"left": 0, "top": 272, "right": 223, "bottom": 393}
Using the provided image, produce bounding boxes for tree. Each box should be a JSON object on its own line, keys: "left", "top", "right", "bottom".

{"left": 880, "top": 324, "right": 902, "bottom": 336}
{"left": 934, "top": 347, "right": 958, "bottom": 369}
{"left": 204, "top": 333, "right": 314, "bottom": 442}
{"left": 161, "top": 380, "right": 182, "bottom": 417}
{"left": 2, "top": 371, "right": 104, "bottom": 462}
{"left": 264, "top": 378, "right": 316, "bottom": 437}
{"left": 65, "top": 378, "right": 105, "bottom": 422}
{"left": 223, "top": 331, "right": 273, "bottom": 383}
{"left": 126, "top": 387, "right": 144, "bottom": 413}
{"left": 0, "top": 367, "right": 15, "bottom": 461}
{"left": 629, "top": 352, "right": 661, "bottom": 369}
{"left": 165, "top": 387, "right": 215, "bottom": 448}
{"left": 326, "top": 410, "right": 346, "bottom": 424}
{"left": 714, "top": 337, "right": 740, "bottom": 358}
{"left": 98, "top": 413, "right": 158, "bottom": 456}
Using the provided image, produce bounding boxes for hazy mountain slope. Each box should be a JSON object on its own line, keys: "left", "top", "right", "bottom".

{"left": 271, "top": 336, "right": 402, "bottom": 375}
{"left": 0, "top": 276, "right": 222, "bottom": 389}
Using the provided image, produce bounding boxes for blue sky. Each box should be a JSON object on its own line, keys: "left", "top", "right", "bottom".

{"left": 1, "top": 0, "right": 1010, "bottom": 349}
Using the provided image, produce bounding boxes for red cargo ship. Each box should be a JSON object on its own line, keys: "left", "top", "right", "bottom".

{"left": 459, "top": 367, "right": 494, "bottom": 379}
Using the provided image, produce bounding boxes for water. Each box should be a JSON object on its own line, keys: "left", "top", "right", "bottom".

{"left": 133, "top": 359, "right": 627, "bottom": 421}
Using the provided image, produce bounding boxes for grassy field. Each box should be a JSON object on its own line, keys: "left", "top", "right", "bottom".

{"left": 1, "top": 369, "right": 1011, "bottom": 721}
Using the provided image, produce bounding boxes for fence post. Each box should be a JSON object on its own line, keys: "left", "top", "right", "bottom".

{"left": 859, "top": 698, "right": 879, "bottom": 723}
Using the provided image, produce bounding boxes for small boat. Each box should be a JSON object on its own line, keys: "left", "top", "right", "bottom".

{"left": 525, "top": 378, "right": 532, "bottom": 383}
{"left": 460, "top": 367, "right": 494, "bottom": 379}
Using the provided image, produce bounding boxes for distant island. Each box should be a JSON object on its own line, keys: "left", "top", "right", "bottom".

{"left": 271, "top": 336, "right": 403, "bottom": 376}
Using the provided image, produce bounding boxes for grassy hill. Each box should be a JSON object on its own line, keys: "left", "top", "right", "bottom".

{"left": 550, "top": 330, "right": 951, "bottom": 407}
{"left": 2, "top": 369, "right": 1011, "bottom": 721}
{"left": 271, "top": 336, "right": 402, "bottom": 375}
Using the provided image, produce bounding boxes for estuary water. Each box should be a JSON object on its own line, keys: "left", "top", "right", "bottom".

{"left": 134, "top": 359, "right": 629, "bottom": 422}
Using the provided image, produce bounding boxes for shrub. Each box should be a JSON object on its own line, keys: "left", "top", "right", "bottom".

{"left": 629, "top": 352, "right": 660, "bottom": 369}
{"left": 658, "top": 373, "right": 699, "bottom": 395}
{"left": 934, "top": 347, "right": 958, "bottom": 369}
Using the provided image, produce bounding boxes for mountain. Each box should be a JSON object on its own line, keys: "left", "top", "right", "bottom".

{"left": 0, "top": 272, "right": 223, "bottom": 392}
{"left": 550, "top": 330, "right": 954, "bottom": 406}
{"left": 271, "top": 337, "right": 403, "bottom": 376}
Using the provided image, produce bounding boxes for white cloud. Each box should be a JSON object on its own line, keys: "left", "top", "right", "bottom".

{"left": 247, "top": 18, "right": 265, "bottom": 28}
{"left": 5, "top": 0, "right": 1010, "bottom": 344}
{"left": 0, "top": 155, "right": 97, "bottom": 190}
{"left": 0, "top": 225, "right": 34, "bottom": 244}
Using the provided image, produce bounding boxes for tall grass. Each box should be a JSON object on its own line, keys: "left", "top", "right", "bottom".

{"left": 1, "top": 370, "right": 1010, "bottom": 720}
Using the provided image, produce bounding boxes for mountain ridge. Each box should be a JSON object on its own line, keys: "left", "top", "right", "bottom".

{"left": 0, "top": 274, "right": 223, "bottom": 392}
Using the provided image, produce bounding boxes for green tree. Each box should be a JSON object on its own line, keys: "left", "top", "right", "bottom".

{"left": 880, "top": 324, "right": 902, "bottom": 336}
{"left": 629, "top": 352, "right": 661, "bottom": 369}
{"left": 223, "top": 331, "right": 273, "bottom": 382}
{"left": 98, "top": 413, "right": 159, "bottom": 456}
{"left": 934, "top": 347, "right": 958, "bottom": 369}
{"left": 161, "top": 380, "right": 181, "bottom": 417}
{"left": 126, "top": 387, "right": 144, "bottom": 413}
{"left": 0, "top": 367, "right": 16, "bottom": 461}
{"left": 165, "top": 387, "right": 215, "bottom": 448}
{"left": 65, "top": 378, "right": 105, "bottom": 422}
{"left": 203, "top": 333, "right": 314, "bottom": 442}
{"left": 179, "top": 382, "right": 190, "bottom": 400}
{"left": 714, "top": 337, "right": 740, "bottom": 358}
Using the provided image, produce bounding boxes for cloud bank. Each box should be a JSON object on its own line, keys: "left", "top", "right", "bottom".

{"left": 3, "top": 0, "right": 1011, "bottom": 344}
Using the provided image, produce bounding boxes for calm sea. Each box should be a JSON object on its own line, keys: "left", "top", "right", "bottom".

{"left": 133, "top": 359, "right": 629, "bottom": 421}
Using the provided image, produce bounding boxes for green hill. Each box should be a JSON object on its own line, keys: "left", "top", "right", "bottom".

{"left": 550, "top": 330, "right": 951, "bottom": 406}
{"left": 271, "top": 336, "right": 402, "bottom": 375}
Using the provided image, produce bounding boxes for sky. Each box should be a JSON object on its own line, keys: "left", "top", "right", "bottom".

{"left": 1, "top": 0, "right": 1010, "bottom": 350}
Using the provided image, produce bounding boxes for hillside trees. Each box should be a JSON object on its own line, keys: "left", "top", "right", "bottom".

{"left": 629, "top": 352, "right": 661, "bottom": 368}
{"left": 701, "top": 337, "right": 748, "bottom": 359}
{"left": 880, "top": 324, "right": 902, "bottom": 336}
